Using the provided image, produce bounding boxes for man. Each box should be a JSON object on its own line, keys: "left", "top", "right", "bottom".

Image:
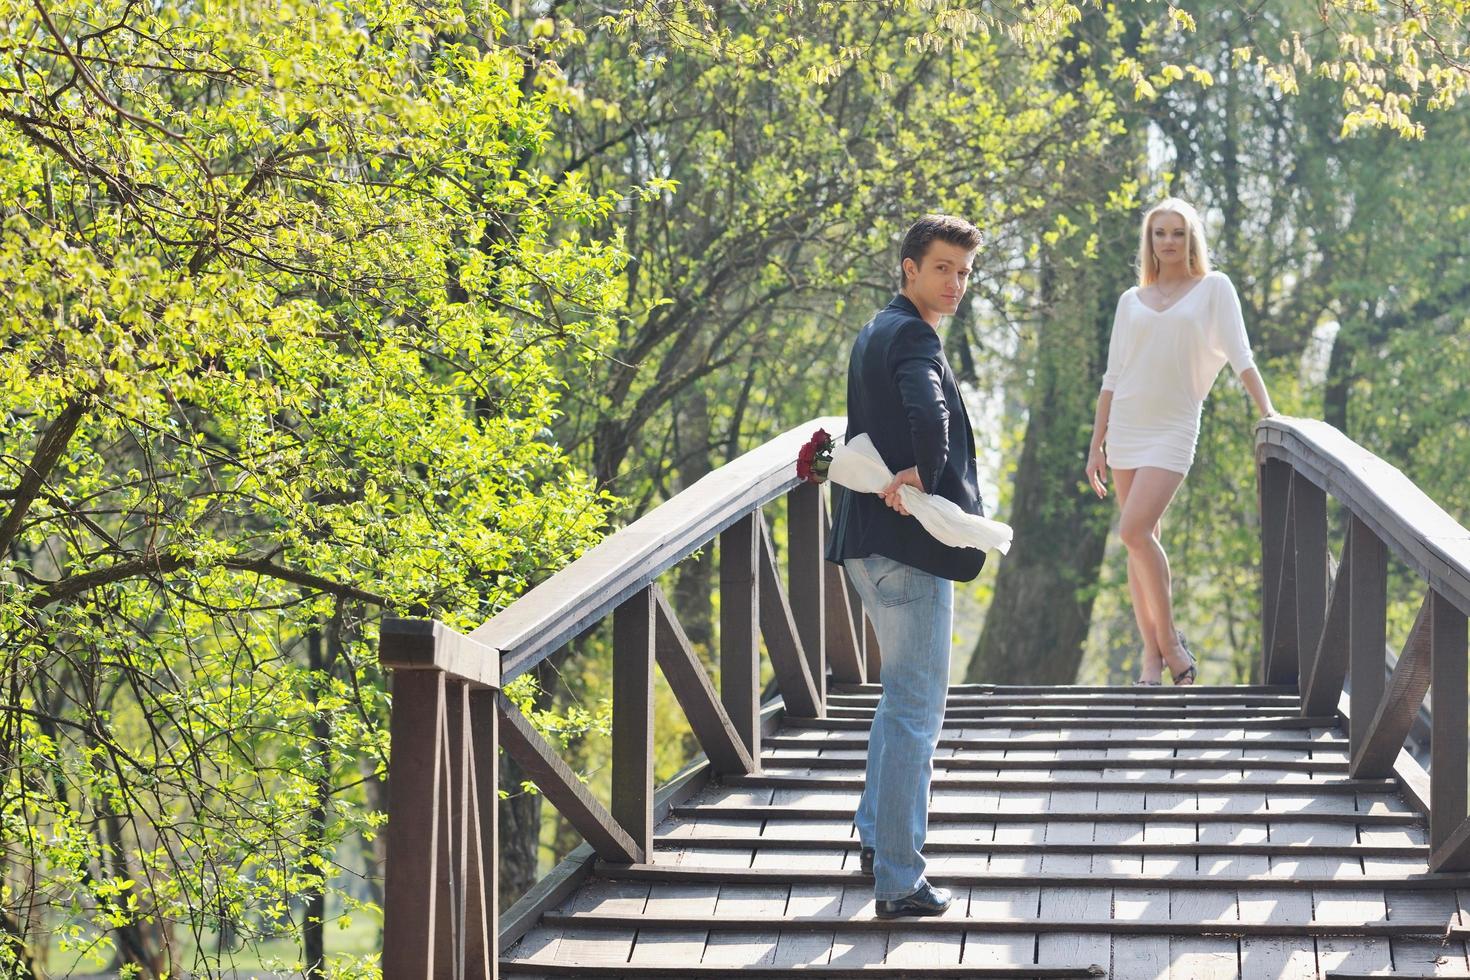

{"left": 825, "top": 214, "right": 987, "bottom": 917}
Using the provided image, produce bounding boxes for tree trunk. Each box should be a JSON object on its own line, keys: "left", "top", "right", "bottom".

{"left": 301, "top": 615, "right": 337, "bottom": 980}
{"left": 0, "top": 909, "right": 39, "bottom": 980}
{"left": 965, "top": 210, "right": 1131, "bottom": 684}
{"left": 672, "top": 385, "right": 716, "bottom": 651}
{"left": 963, "top": 348, "right": 1114, "bottom": 682}
{"left": 1323, "top": 324, "right": 1352, "bottom": 432}
{"left": 0, "top": 666, "right": 40, "bottom": 980}
{"left": 100, "top": 810, "right": 172, "bottom": 976}
{"left": 963, "top": 9, "right": 1141, "bottom": 685}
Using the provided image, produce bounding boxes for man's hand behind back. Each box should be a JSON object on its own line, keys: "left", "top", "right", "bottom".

{"left": 879, "top": 466, "right": 925, "bottom": 516}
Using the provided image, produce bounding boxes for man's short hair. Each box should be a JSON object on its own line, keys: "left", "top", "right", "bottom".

{"left": 899, "top": 215, "right": 982, "bottom": 285}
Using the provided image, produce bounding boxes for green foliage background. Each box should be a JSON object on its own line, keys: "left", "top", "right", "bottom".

{"left": 2, "top": 0, "right": 1468, "bottom": 975}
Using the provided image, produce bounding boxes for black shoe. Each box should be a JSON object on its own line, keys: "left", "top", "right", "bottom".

{"left": 859, "top": 846, "right": 874, "bottom": 876}
{"left": 875, "top": 882, "right": 953, "bottom": 918}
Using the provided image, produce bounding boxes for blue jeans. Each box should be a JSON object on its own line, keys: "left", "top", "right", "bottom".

{"left": 844, "top": 555, "right": 953, "bottom": 900}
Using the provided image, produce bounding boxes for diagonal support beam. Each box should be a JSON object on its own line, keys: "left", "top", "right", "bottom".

{"left": 651, "top": 585, "right": 755, "bottom": 776}
{"left": 758, "top": 517, "right": 822, "bottom": 718}
{"left": 494, "top": 693, "right": 643, "bottom": 864}
{"left": 1348, "top": 516, "right": 1389, "bottom": 761}
{"left": 1351, "top": 593, "right": 1434, "bottom": 778}
{"left": 1301, "top": 526, "right": 1352, "bottom": 717}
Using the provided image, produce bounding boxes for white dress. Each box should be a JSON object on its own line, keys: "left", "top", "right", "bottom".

{"left": 1101, "top": 271, "right": 1256, "bottom": 475}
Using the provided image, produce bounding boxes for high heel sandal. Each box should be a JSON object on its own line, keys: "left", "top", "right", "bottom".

{"left": 1133, "top": 650, "right": 1163, "bottom": 686}
{"left": 1171, "top": 631, "right": 1198, "bottom": 686}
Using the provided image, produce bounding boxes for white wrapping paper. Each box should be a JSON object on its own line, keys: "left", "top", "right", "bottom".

{"left": 827, "top": 433, "right": 1012, "bottom": 555}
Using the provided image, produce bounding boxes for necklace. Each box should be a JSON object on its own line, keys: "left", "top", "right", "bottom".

{"left": 1149, "top": 276, "right": 1196, "bottom": 310}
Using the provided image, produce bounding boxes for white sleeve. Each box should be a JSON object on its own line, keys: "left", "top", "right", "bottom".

{"left": 1101, "top": 293, "right": 1128, "bottom": 391}
{"left": 1213, "top": 274, "right": 1256, "bottom": 375}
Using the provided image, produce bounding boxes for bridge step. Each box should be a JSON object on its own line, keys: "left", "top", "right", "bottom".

{"left": 723, "top": 773, "right": 1401, "bottom": 793}
{"left": 596, "top": 864, "right": 1470, "bottom": 890}
{"left": 827, "top": 694, "right": 1305, "bottom": 708}
{"left": 540, "top": 910, "right": 1459, "bottom": 939}
{"left": 765, "top": 735, "right": 1348, "bottom": 752}
{"left": 830, "top": 683, "right": 1297, "bottom": 695}
{"left": 761, "top": 755, "right": 1351, "bottom": 773}
{"left": 829, "top": 714, "right": 1323, "bottom": 728}
{"left": 503, "top": 682, "right": 1453, "bottom": 978}
{"left": 654, "top": 837, "right": 1428, "bottom": 858}
{"left": 670, "top": 805, "right": 1426, "bottom": 825}
{"left": 782, "top": 714, "right": 1340, "bottom": 730}
{"left": 502, "top": 964, "right": 1105, "bottom": 977}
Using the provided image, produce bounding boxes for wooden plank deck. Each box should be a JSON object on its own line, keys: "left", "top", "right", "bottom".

{"left": 501, "top": 685, "right": 1466, "bottom": 978}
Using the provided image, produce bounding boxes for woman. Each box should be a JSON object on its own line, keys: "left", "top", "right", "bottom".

{"left": 1085, "top": 198, "right": 1276, "bottom": 685}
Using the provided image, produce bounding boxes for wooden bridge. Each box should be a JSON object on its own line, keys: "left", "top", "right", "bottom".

{"left": 375, "top": 417, "right": 1470, "bottom": 979}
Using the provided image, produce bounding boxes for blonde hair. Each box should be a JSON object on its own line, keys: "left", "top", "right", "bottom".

{"left": 1137, "top": 197, "right": 1211, "bottom": 286}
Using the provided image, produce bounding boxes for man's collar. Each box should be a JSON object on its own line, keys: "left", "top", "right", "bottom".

{"left": 889, "top": 293, "right": 922, "bottom": 318}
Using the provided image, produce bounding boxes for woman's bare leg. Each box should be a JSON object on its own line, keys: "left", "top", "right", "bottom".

{"left": 1117, "top": 467, "right": 1193, "bottom": 681}
{"left": 1114, "top": 468, "right": 1164, "bottom": 683}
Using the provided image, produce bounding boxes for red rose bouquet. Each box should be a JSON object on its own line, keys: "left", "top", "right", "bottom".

{"left": 796, "top": 428, "right": 835, "bottom": 484}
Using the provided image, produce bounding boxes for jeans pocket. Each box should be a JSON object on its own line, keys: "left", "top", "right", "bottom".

{"left": 868, "top": 560, "right": 915, "bottom": 607}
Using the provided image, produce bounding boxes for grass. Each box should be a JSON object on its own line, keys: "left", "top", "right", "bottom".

{"left": 40, "top": 914, "right": 381, "bottom": 978}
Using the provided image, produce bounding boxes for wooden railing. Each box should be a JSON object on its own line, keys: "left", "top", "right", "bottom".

{"left": 1257, "top": 417, "right": 1470, "bottom": 870}
{"left": 375, "top": 416, "right": 878, "bottom": 977}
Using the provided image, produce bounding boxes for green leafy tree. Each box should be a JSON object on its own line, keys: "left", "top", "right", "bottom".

{"left": 0, "top": 0, "right": 624, "bottom": 974}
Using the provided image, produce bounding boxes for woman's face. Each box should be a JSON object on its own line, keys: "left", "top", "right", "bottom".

{"left": 1150, "top": 211, "right": 1191, "bottom": 272}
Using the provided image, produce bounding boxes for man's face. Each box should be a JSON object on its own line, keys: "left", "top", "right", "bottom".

{"left": 904, "top": 240, "right": 975, "bottom": 318}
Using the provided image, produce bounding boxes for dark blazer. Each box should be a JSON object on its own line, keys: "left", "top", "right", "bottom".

{"left": 825, "top": 293, "right": 986, "bottom": 582}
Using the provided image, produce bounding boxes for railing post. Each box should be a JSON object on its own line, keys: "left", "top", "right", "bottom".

{"left": 788, "top": 481, "right": 827, "bottom": 705}
{"left": 445, "top": 681, "right": 497, "bottom": 979}
{"left": 720, "top": 512, "right": 762, "bottom": 762}
{"left": 1348, "top": 516, "right": 1388, "bottom": 764}
{"left": 1269, "top": 471, "right": 1300, "bottom": 684}
{"left": 1259, "top": 458, "right": 1293, "bottom": 684}
{"left": 613, "top": 587, "right": 656, "bottom": 858}
{"left": 468, "top": 690, "right": 499, "bottom": 977}
{"left": 381, "top": 668, "right": 452, "bottom": 977}
{"left": 1292, "top": 472, "right": 1328, "bottom": 696}
{"left": 1430, "top": 591, "right": 1469, "bottom": 861}
{"left": 379, "top": 619, "right": 501, "bottom": 979}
